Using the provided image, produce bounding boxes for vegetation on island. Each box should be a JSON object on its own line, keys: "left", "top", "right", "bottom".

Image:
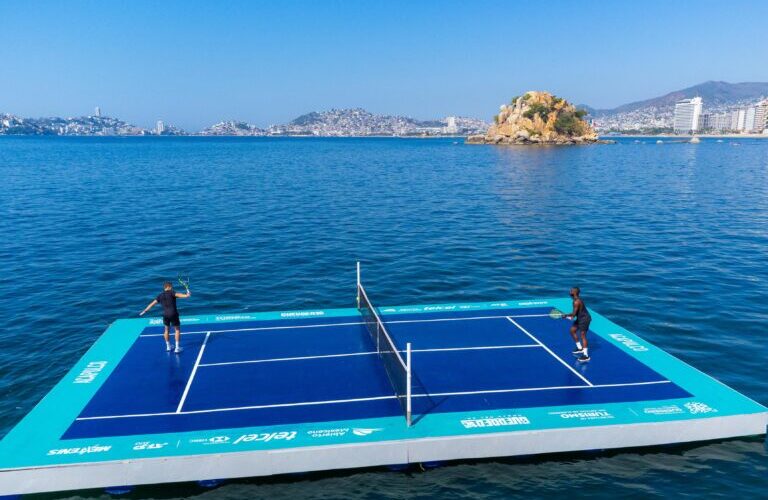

{"left": 472, "top": 91, "right": 602, "bottom": 145}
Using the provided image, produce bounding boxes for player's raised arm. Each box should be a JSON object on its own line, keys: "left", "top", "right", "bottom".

{"left": 175, "top": 290, "right": 191, "bottom": 298}
{"left": 140, "top": 299, "right": 158, "bottom": 316}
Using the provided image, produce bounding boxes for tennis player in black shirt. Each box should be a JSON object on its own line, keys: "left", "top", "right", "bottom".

{"left": 140, "top": 281, "right": 192, "bottom": 353}
{"left": 564, "top": 287, "right": 592, "bottom": 362}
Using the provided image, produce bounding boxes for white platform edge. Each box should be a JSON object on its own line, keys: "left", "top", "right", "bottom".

{"left": 2, "top": 412, "right": 766, "bottom": 495}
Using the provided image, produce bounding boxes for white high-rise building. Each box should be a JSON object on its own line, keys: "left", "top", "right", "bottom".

{"left": 744, "top": 107, "right": 756, "bottom": 132}
{"left": 736, "top": 109, "right": 746, "bottom": 131}
{"left": 156, "top": 120, "right": 165, "bottom": 135}
{"left": 730, "top": 111, "right": 740, "bottom": 130}
{"left": 95, "top": 106, "right": 101, "bottom": 117}
{"left": 673, "top": 97, "right": 702, "bottom": 134}
{"left": 445, "top": 116, "right": 458, "bottom": 134}
{"left": 754, "top": 100, "right": 768, "bottom": 132}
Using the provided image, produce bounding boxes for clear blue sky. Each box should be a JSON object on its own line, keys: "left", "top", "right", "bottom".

{"left": 1, "top": 0, "right": 766, "bottom": 130}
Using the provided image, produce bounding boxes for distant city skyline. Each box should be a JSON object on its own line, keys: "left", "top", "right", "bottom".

{"left": 1, "top": 0, "right": 767, "bottom": 130}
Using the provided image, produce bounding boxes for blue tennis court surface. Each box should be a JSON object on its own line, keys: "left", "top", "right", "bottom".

{"left": 1, "top": 298, "right": 766, "bottom": 495}
{"left": 64, "top": 306, "right": 689, "bottom": 439}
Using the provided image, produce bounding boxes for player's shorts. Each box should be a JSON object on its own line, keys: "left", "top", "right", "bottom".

{"left": 573, "top": 319, "right": 590, "bottom": 334}
{"left": 163, "top": 314, "right": 181, "bottom": 327}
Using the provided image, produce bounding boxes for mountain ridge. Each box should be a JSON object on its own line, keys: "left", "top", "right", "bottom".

{"left": 588, "top": 81, "right": 768, "bottom": 117}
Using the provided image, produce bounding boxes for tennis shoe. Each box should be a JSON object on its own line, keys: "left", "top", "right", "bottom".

{"left": 571, "top": 348, "right": 584, "bottom": 355}
{"left": 165, "top": 344, "right": 172, "bottom": 352}
{"left": 174, "top": 346, "right": 183, "bottom": 354}
{"left": 577, "top": 354, "right": 590, "bottom": 363}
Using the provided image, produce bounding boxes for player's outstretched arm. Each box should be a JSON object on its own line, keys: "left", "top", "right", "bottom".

{"left": 176, "top": 290, "right": 191, "bottom": 299}
{"left": 140, "top": 299, "right": 158, "bottom": 316}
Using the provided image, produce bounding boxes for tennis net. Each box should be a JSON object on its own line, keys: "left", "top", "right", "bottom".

{"left": 356, "top": 263, "right": 412, "bottom": 426}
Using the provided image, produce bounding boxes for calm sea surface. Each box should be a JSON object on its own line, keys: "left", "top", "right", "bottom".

{"left": 1, "top": 136, "right": 767, "bottom": 498}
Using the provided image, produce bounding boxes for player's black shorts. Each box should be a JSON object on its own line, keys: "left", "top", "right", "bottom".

{"left": 573, "top": 319, "right": 590, "bottom": 334}
{"left": 163, "top": 313, "right": 181, "bottom": 327}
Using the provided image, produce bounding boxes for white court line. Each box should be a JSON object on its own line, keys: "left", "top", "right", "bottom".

{"left": 175, "top": 331, "right": 211, "bottom": 413}
{"left": 506, "top": 317, "right": 594, "bottom": 387}
{"left": 77, "top": 395, "right": 399, "bottom": 420}
{"left": 198, "top": 344, "right": 541, "bottom": 368}
{"left": 426, "top": 380, "right": 670, "bottom": 398}
{"left": 75, "top": 380, "right": 671, "bottom": 421}
{"left": 140, "top": 321, "right": 365, "bottom": 338}
{"left": 389, "top": 314, "right": 549, "bottom": 324}
{"left": 139, "top": 313, "right": 553, "bottom": 337}
{"left": 201, "top": 350, "right": 377, "bottom": 367}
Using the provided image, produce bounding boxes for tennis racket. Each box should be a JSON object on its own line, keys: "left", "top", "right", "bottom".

{"left": 177, "top": 273, "right": 191, "bottom": 293}
{"left": 549, "top": 308, "right": 565, "bottom": 320}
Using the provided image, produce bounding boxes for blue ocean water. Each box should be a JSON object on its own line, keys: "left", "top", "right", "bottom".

{"left": 1, "top": 136, "right": 767, "bottom": 498}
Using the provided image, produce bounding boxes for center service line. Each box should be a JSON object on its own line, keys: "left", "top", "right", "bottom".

{"left": 176, "top": 331, "right": 211, "bottom": 413}
{"left": 506, "top": 317, "right": 593, "bottom": 387}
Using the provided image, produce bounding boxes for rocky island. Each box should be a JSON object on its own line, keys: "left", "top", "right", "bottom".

{"left": 467, "top": 91, "right": 606, "bottom": 145}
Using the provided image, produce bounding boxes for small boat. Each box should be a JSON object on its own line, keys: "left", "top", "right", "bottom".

{"left": 690, "top": 137, "right": 700, "bottom": 144}
{"left": 656, "top": 140, "right": 663, "bottom": 144}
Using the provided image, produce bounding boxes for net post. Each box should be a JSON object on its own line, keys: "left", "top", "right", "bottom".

{"left": 406, "top": 342, "right": 412, "bottom": 427}
{"left": 356, "top": 261, "right": 361, "bottom": 308}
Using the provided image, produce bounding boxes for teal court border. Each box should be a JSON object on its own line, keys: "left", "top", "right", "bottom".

{"left": 0, "top": 297, "right": 766, "bottom": 486}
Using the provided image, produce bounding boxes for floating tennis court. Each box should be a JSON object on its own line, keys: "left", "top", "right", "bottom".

{"left": 1, "top": 269, "right": 766, "bottom": 495}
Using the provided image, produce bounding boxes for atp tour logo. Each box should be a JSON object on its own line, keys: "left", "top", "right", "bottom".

{"left": 684, "top": 402, "right": 717, "bottom": 414}
{"left": 133, "top": 441, "right": 169, "bottom": 451}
